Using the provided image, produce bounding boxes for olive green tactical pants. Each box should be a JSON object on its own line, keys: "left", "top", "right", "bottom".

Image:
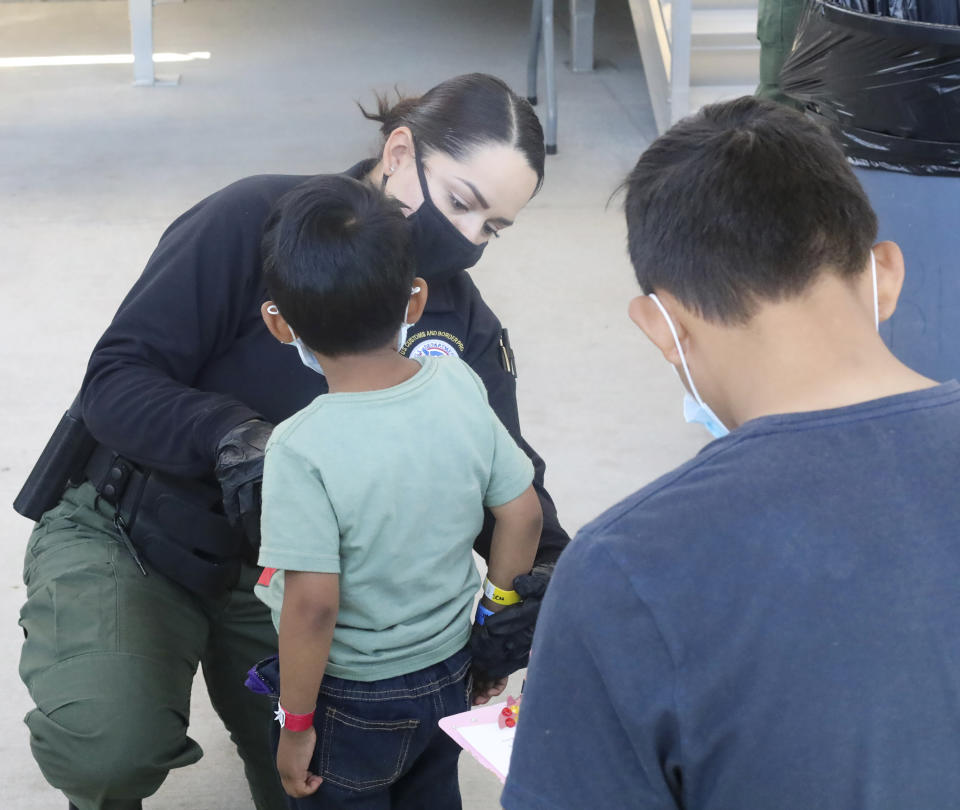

{"left": 756, "top": 0, "right": 807, "bottom": 107}
{"left": 18, "top": 481, "right": 286, "bottom": 810}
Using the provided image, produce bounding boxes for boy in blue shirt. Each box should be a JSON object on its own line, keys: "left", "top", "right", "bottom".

{"left": 250, "top": 175, "right": 542, "bottom": 808}
{"left": 504, "top": 98, "right": 959, "bottom": 809}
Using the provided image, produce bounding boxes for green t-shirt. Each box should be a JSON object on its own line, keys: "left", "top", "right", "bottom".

{"left": 256, "top": 357, "right": 534, "bottom": 681}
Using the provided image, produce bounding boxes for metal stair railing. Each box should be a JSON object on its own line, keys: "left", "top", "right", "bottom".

{"left": 629, "top": 0, "right": 693, "bottom": 133}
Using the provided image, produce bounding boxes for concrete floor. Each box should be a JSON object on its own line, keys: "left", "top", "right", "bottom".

{"left": 0, "top": 0, "right": 707, "bottom": 806}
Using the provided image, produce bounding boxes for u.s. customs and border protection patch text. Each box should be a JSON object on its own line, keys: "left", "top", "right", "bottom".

{"left": 402, "top": 330, "right": 465, "bottom": 359}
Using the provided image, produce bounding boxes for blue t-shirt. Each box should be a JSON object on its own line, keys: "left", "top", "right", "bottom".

{"left": 504, "top": 382, "right": 960, "bottom": 810}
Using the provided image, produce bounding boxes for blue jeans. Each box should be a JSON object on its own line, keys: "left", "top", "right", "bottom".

{"left": 251, "top": 648, "right": 471, "bottom": 810}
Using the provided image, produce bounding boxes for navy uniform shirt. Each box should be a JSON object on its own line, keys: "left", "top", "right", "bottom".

{"left": 79, "top": 163, "right": 568, "bottom": 562}
{"left": 504, "top": 382, "right": 960, "bottom": 809}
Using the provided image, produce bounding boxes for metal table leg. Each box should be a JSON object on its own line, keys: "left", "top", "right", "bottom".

{"left": 525, "top": 0, "right": 558, "bottom": 153}
{"left": 527, "top": 0, "right": 543, "bottom": 104}
{"left": 129, "top": 0, "right": 155, "bottom": 86}
{"left": 542, "top": 0, "right": 557, "bottom": 153}
{"left": 128, "top": 0, "right": 180, "bottom": 86}
{"left": 570, "top": 0, "right": 596, "bottom": 72}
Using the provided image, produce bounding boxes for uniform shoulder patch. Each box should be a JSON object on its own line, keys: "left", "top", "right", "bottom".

{"left": 411, "top": 339, "right": 458, "bottom": 358}
{"left": 402, "top": 329, "right": 465, "bottom": 358}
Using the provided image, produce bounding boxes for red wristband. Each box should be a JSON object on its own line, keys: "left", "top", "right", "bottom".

{"left": 275, "top": 702, "right": 315, "bottom": 732}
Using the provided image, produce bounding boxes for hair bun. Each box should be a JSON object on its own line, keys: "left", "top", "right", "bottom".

{"left": 358, "top": 91, "right": 423, "bottom": 138}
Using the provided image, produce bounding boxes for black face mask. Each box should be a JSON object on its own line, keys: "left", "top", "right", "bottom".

{"left": 384, "top": 143, "right": 486, "bottom": 284}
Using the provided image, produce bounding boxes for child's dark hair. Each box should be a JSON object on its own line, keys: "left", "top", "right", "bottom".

{"left": 262, "top": 175, "right": 415, "bottom": 356}
{"left": 360, "top": 73, "right": 545, "bottom": 194}
{"left": 624, "top": 96, "right": 878, "bottom": 324}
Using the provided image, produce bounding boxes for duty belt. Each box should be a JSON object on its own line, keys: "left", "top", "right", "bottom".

{"left": 83, "top": 445, "right": 245, "bottom": 597}
{"left": 85, "top": 444, "right": 146, "bottom": 517}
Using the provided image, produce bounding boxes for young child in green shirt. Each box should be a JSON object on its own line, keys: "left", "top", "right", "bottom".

{"left": 249, "top": 175, "right": 543, "bottom": 807}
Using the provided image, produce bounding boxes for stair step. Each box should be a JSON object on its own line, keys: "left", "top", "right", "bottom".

{"left": 693, "top": 0, "right": 757, "bottom": 11}
{"left": 627, "top": 0, "right": 760, "bottom": 132}
{"left": 663, "top": 6, "right": 758, "bottom": 45}
{"left": 692, "top": 7, "right": 758, "bottom": 35}
{"left": 691, "top": 41, "right": 759, "bottom": 84}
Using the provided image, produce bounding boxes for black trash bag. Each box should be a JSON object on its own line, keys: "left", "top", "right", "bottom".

{"left": 838, "top": 0, "right": 920, "bottom": 22}
{"left": 781, "top": 0, "right": 960, "bottom": 175}
{"left": 919, "top": 0, "right": 960, "bottom": 23}
{"left": 810, "top": 0, "right": 956, "bottom": 26}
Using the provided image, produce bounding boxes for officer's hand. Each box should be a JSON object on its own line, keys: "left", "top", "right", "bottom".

{"left": 469, "top": 562, "right": 554, "bottom": 680}
{"left": 214, "top": 419, "right": 273, "bottom": 550}
{"left": 277, "top": 727, "right": 322, "bottom": 798}
{"left": 472, "top": 676, "right": 508, "bottom": 706}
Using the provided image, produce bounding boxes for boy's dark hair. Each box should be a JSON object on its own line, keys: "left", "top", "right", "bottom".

{"left": 624, "top": 97, "right": 878, "bottom": 324}
{"left": 262, "top": 175, "right": 415, "bottom": 356}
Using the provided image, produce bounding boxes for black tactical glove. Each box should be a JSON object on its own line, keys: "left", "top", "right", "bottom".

{"left": 469, "top": 561, "right": 555, "bottom": 680}
{"left": 214, "top": 418, "right": 273, "bottom": 551}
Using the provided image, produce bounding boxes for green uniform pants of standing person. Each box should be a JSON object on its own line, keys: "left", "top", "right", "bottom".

{"left": 18, "top": 481, "right": 287, "bottom": 810}
{"left": 756, "top": 0, "right": 807, "bottom": 106}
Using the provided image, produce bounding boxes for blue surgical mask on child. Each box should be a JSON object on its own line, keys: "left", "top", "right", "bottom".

{"left": 268, "top": 287, "right": 421, "bottom": 377}
{"left": 648, "top": 293, "right": 729, "bottom": 439}
{"left": 649, "top": 251, "right": 879, "bottom": 440}
{"left": 682, "top": 387, "right": 728, "bottom": 438}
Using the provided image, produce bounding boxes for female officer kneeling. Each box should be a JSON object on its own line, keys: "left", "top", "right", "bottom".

{"left": 17, "top": 72, "right": 569, "bottom": 810}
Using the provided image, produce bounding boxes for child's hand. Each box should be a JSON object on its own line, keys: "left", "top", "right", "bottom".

{"left": 277, "top": 727, "right": 323, "bottom": 798}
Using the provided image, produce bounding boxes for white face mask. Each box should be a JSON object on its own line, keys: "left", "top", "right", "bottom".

{"left": 266, "top": 303, "right": 326, "bottom": 376}
{"left": 649, "top": 250, "right": 879, "bottom": 439}
{"left": 398, "top": 286, "right": 421, "bottom": 353}
{"left": 288, "top": 328, "right": 325, "bottom": 376}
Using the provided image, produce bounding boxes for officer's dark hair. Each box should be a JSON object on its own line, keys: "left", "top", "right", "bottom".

{"left": 262, "top": 175, "right": 415, "bottom": 357}
{"left": 360, "top": 73, "right": 545, "bottom": 194}
{"left": 623, "top": 96, "right": 878, "bottom": 324}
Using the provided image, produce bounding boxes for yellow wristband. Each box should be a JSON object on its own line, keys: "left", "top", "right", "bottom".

{"left": 483, "top": 577, "right": 523, "bottom": 606}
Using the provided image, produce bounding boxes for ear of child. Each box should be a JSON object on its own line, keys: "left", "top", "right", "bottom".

{"left": 871, "top": 241, "right": 905, "bottom": 324}
{"left": 406, "top": 278, "right": 429, "bottom": 324}
{"left": 261, "top": 300, "right": 293, "bottom": 344}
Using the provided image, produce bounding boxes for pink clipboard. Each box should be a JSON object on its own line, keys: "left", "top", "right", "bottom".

{"left": 439, "top": 702, "right": 517, "bottom": 784}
